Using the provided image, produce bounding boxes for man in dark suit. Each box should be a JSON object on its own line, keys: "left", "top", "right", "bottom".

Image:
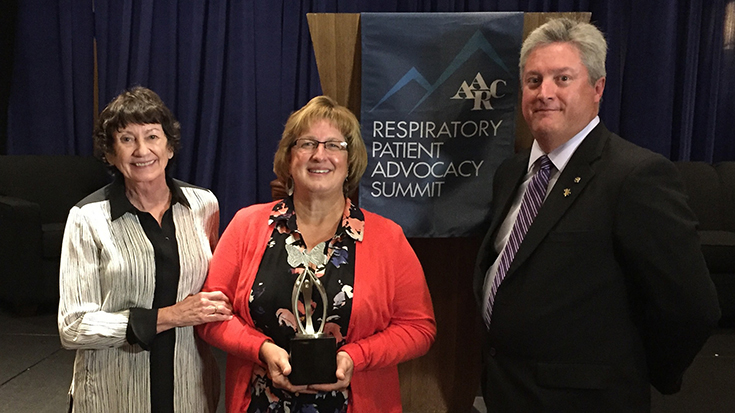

{"left": 474, "top": 18, "right": 721, "bottom": 412}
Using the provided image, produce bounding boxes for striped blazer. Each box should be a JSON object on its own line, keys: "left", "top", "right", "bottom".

{"left": 58, "top": 179, "right": 220, "bottom": 413}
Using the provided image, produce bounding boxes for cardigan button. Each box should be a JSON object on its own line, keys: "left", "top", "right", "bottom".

{"left": 489, "top": 347, "right": 497, "bottom": 357}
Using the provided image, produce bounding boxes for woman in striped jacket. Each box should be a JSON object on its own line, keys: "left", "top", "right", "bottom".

{"left": 58, "top": 86, "right": 230, "bottom": 412}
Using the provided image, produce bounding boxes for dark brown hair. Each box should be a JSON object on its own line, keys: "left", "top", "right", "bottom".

{"left": 93, "top": 86, "right": 181, "bottom": 168}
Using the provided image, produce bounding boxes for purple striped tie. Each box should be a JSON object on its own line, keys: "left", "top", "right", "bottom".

{"left": 485, "top": 155, "right": 553, "bottom": 326}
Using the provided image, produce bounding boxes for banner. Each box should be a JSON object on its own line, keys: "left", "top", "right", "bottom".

{"left": 360, "top": 12, "right": 523, "bottom": 238}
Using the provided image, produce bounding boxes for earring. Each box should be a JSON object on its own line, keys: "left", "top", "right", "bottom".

{"left": 287, "top": 178, "right": 294, "bottom": 196}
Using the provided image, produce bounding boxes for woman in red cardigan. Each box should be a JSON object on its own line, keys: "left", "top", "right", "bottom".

{"left": 197, "top": 95, "right": 436, "bottom": 413}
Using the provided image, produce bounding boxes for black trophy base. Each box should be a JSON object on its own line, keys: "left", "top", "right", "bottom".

{"left": 289, "top": 335, "right": 337, "bottom": 385}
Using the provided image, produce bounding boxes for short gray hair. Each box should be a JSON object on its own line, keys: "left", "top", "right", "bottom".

{"left": 519, "top": 18, "right": 607, "bottom": 85}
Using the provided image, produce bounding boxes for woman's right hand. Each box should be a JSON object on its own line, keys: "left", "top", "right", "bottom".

{"left": 259, "top": 341, "right": 310, "bottom": 394}
{"left": 157, "top": 291, "right": 233, "bottom": 333}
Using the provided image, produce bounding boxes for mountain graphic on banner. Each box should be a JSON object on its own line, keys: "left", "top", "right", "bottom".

{"left": 369, "top": 30, "right": 511, "bottom": 113}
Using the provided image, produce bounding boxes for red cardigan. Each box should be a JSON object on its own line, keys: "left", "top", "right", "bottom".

{"left": 197, "top": 201, "right": 436, "bottom": 412}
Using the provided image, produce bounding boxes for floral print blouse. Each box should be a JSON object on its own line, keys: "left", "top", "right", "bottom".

{"left": 247, "top": 196, "right": 364, "bottom": 413}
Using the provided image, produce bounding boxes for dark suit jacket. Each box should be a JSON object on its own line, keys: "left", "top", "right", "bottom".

{"left": 473, "top": 122, "right": 721, "bottom": 412}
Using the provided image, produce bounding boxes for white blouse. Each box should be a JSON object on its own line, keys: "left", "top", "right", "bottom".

{"left": 58, "top": 179, "right": 220, "bottom": 413}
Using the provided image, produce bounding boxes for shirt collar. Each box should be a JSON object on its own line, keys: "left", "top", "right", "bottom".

{"left": 528, "top": 116, "right": 600, "bottom": 173}
{"left": 269, "top": 196, "right": 365, "bottom": 242}
{"left": 108, "top": 174, "right": 190, "bottom": 221}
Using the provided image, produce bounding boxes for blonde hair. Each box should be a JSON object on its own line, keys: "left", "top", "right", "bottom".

{"left": 520, "top": 18, "right": 607, "bottom": 85}
{"left": 273, "top": 95, "right": 367, "bottom": 196}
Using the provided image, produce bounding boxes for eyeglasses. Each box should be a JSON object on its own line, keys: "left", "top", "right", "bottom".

{"left": 293, "top": 139, "right": 348, "bottom": 153}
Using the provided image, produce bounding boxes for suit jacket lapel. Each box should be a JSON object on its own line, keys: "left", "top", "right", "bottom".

{"left": 488, "top": 155, "right": 529, "bottom": 244}
{"left": 505, "top": 123, "right": 610, "bottom": 276}
{"left": 474, "top": 152, "right": 528, "bottom": 303}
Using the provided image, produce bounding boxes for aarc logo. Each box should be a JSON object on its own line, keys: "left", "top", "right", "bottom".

{"left": 451, "top": 73, "right": 506, "bottom": 111}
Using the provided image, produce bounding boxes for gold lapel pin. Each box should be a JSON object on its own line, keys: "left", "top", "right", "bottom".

{"left": 564, "top": 188, "right": 572, "bottom": 197}
{"left": 574, "top": 177, "right": 581, "bottom": 183}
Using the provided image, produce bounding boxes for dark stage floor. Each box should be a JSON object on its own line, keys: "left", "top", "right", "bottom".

{"left": 1, "top": 307, "right": 733, "bottom": 413}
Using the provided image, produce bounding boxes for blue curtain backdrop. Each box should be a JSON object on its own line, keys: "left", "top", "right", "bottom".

{"left": 6, "top": 0, "right": 735, "bottom": 227}
{"left": 93, "top": 1, "right": 322, "bottom": 228}
{"left": 7, "top": 1, "right": 95, "bottom": 155}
